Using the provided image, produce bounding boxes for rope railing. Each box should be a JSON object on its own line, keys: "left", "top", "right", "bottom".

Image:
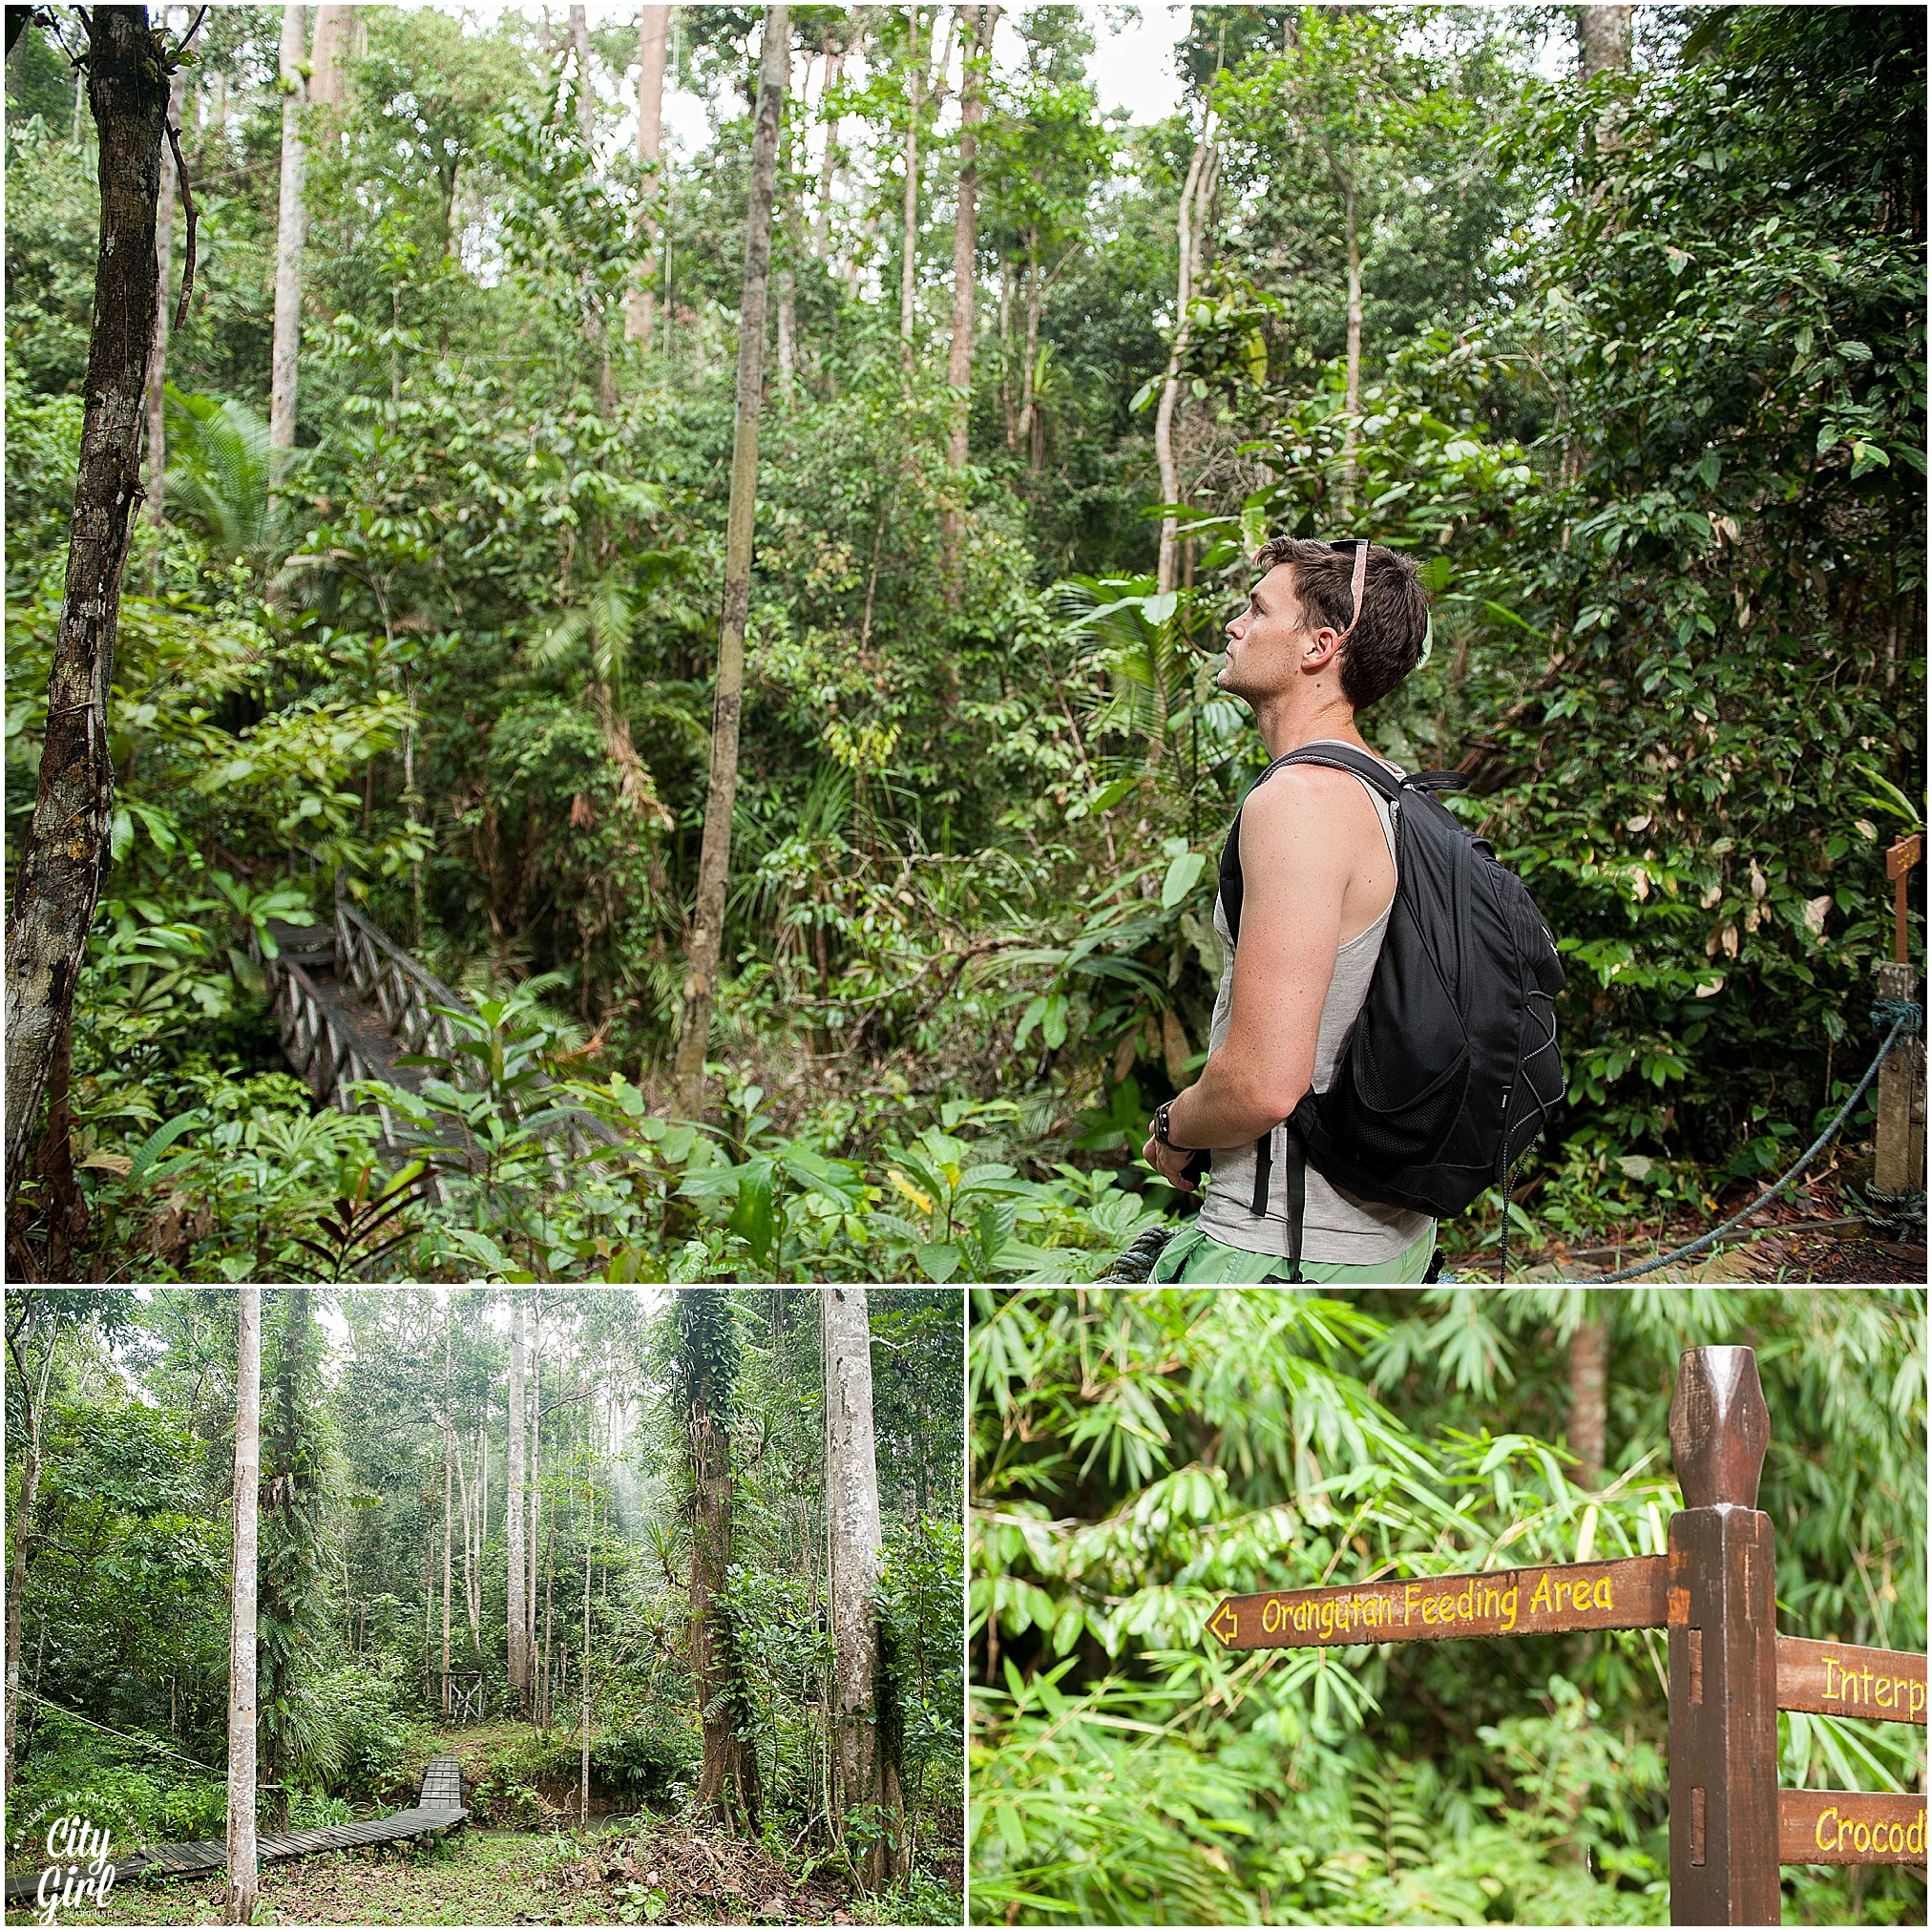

{"left": 1566, "top": 1005, "right": 1921, "bottom": 1283}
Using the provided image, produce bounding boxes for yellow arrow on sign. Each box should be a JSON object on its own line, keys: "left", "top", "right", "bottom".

{"left": 1208, "top": 1600, "right": 1240, "bottom": 1646}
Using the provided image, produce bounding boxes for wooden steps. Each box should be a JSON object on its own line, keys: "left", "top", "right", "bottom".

{"left": 4, "top": 1756, "right": 467, "bottom": 1901}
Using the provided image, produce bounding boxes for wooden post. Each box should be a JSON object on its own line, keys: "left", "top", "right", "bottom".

{"left": 1872, "top": 959, "right": 1922, "bottom": 1199}
{"left": 1668, "top": 1347, "right": 1779, "bottom": 1926}
{"left": 1885, "top": 833, "right": 1920, "bottom": 966}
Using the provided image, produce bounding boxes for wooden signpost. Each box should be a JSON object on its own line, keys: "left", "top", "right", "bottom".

{"left": 1207, "top": 1347, "right": 1926, "bottom": 1925}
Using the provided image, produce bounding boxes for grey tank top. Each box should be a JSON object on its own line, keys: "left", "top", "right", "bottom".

{"left": 1195, "top": 744, "right": 1436, "bottom": 1267}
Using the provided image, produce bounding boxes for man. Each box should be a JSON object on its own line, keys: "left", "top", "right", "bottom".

{"left": 1141, "top": 535, "right": 1437, "bottom": 1283}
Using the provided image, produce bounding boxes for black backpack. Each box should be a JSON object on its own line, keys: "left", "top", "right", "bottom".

{"left": 1218, "top": 743, "right": 1566, "bottom": 1274}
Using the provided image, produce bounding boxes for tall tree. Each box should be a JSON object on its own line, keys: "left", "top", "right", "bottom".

{"left": 626, "top": 5, "right": 672, "bottom": 347}
{"left": 898, "top": 4, "right": 923, "bottom": 371}
{"left": 676, "top": 1289, "right": 759, "bottom": 1829}
{"left": 1153, "top": 118, "right": 1217, "bottom": 594}
{"left": 579, "top": 1457, "right": 595, "bottom": 1826}
{"left": 825, "top": 1286, "right": 906, "bottom": 1886}
{"left": 268, "top": 1, "right": 307, "bottom": 501}
{"left": 224, "top": 1288, "right": 261, "bottom": 1926}
{"left": 309, "top": 3, "right": 354, "bottom": 109}
{"left": 527, "top": 1297, "right": 543, "bottom": 1707}
{"left": 143, "top": 62, "right": 186, "bottom": 534}
{"left": 4, "top": 5, "right": 170, "bottom": 1210}
{"left": 941, "top": 5, "right": 997, "bottom": 594}
{"left": 670, "top": 7, "right": 788, "bottom": 1119}
{"left": 258, "top": 1288, "right": 329, "bottom": 1833}
{"left": 507, "top": 1294, "right": 528, "bottom": 1710}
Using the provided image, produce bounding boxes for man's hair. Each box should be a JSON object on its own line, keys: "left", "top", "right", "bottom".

{"left": 1251, "top": 536, "right": 1430, "bottom": 713}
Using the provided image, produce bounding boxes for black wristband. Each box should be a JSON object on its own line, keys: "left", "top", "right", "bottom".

{"left": 1156, "top": 1101, "right": 1184, "bottom": 1148}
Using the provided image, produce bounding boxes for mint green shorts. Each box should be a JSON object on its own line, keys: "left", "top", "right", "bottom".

{"left": 1149, "top": 1221, "right": 1438, "bottom": 1284}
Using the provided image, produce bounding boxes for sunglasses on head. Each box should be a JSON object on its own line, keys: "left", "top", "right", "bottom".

{"left": 1215, "top": 540, "right": 1372, "bottom": 640}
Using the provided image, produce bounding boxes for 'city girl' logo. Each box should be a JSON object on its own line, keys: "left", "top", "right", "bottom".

{"left": 34, "top": 1817, "right": 116, "bottom": 1924}
{"left": 9, "top": 1799, "right": 136, "bottom": 1927}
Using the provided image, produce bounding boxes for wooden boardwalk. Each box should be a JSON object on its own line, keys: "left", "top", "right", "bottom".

{"left": 4, "top": 1756, "right": 467, "bottom": 1901}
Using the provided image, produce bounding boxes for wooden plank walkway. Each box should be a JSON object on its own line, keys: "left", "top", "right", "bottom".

{"left": 4, "top": 1756, "right": 467, "bottom": 1901}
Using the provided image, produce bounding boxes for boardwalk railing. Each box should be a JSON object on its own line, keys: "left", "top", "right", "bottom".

{"left": 334, "top": 891, "right": 465, "bottom": 1072}
{"left": 261, "top": 878, "right": 630, "bottom": 1183}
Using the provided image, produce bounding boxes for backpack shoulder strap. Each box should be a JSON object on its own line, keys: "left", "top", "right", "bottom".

{"left": 1222, "top": 745, "right": 1408, "bottom": 945}
{"left": 1269, "top": 742, "right": 1407, "bottom": 803}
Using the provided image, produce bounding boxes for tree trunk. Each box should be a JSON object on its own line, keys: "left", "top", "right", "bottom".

{"left": 777, "top": 56, "right": 801, "bottom": 401}
{"left": 268, "top": 0, "right": 306, "bottom": 501}
{"left": 1319, "top": 133, "right": 1362, "bottom": 490}
{"left": 1155, "top": 128, "right": 1214, "bottom": 594}
{"left": 682, "top": 1291, "right": 757, "bottom": 1831}
{"left": 898, "top": 3, "right": 920, "bottom": 371}
{"left": 1017, "top": 229, "right": 1040, "bottom": 451}
{"left": 309, "top": 3, "right": 353, "bottom": 109}
{"left": 442, "top": 1322, "right": 453, "bottom": 1717}
{"left": 473, "top": 1413, "right": 487, "bottom": 1652}
{"left": 224, "top": 1289, "right": 261, "bottom": 1926}
{"left": 4, "top": 6, "right": 168, "bottom": 1208}
{"left": 626, "top": 5, "right": 671, "bottom": 346}
{"left": 1568, "top": 1312, "right": 1607, "bottom": 1492}
{"left": 825, "top": 1287, "right": 905, "bottom": 1885}
{"left": 527, "top": 1310, "right": 542, "bottom": 1699}
{"left": 941, "top": 5, "right": 996, "bottom": 597}
{"left": 453, "top": 1414, "right": 476, "bottom": 1653}
{"left": 542, "top": 1498, "right": 556, "bottom": 1728}
{"left": 812, "top": 45, "right": 844, "bottom": 259}
{"left": 3, "top": 1328, "right": 61, "bottom": 1801}
{"left": 998, "top": 256, "right": 1016, "bottom": 445}
{"left": 507, "top": 1297, "right": 527, "bottom": 1710}
{"left": 145, "top": 63, "right": 186, "bottom": 534}
{"left": 567, "top": 4, "right": 616, "bottom": 417}
{"left": 670, "top": 7, "right": 788, "bottom": 1121}
{"left": 1578, "top": 4, "right": 1633, "bottom": 79}
{"left": 579, "top": 1478, "right": 593, "bottom": 1827}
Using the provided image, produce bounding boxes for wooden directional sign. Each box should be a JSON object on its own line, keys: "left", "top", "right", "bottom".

{"left": 1194, "top": 1345, "right": 1929, "bottom": 1919}
{"left": 1206, "top": 1555, "right": 1668, "bottom": 1651}
{"left": 1778, "top": 1790, "right": 1927, "bottom": 1865}
{"left": 1775, "top": 1635, "right": 1927, "bottom": 1725}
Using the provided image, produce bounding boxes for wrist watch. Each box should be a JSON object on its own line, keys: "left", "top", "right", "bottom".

{"left": 1155, "top": 1101, "right": 1181, "bottom": 1148}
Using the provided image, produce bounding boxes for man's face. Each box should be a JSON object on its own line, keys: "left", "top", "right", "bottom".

{"left": 1217, "top": 563, "right": 1310, "bottom": 703}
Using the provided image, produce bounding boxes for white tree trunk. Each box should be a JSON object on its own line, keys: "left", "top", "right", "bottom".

{"left": 899, "top": 4, "right": 920, "bottom": 370}
{"left": 269, "top": 2, "right": 307, "bottom": 488}
{"left": 507, "top": 1298, "right": 527, "bottom": 1707}
{"left": 145, "top": 66, "right": 186, "bottom": 532}
{"left": 824, "top": 1287, "right": 905, "bottom": 1885}
{"left": 627, "top": 5, "right": 671, "bottom": 346}
{"left": 309, "top": 4, "right": 353, "bottom": 109}
{"left": 3, "top": 1333, "right": 60, "bottom": 1801}
{"left": 224, "top": 1291, "right": 261, "bottom": 1925}
{"left": 580, "top": 1475, "right": 594, "bottom": 1826}
{"left": 812, "top": 46, "right": 844, "bottom": 259}
{"left": 1155, "top": 129, "right": 1215, "bottom": 593}
{"left": 527, "top": 1316, "right": 542, "bottom": 1696}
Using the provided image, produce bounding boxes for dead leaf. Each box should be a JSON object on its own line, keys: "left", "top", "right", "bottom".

{"left": 1162, "top": 1009, "right": 1191, "bottom": 1085}
{"left": 77, "top": 1150, "right": 133, "bottom": 1175}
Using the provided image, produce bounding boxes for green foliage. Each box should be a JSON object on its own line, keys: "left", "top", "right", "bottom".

{"left": 9, "top": 3, "right": 1919, "bottom": 1281}
{"left": 971, "top": 1288, "right": 1925, "bottom": 1924}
